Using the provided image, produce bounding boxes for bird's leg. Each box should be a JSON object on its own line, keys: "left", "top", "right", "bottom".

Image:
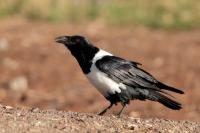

{"left": 116, "top": 103, "right": 126, "bottom": 117}
{"left": 98, "top": 103, "right": 113, "bottom": 115}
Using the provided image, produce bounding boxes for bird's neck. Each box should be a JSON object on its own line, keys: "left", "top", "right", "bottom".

{"left": 67, "top": 44, "right": 99, "bottom": 74}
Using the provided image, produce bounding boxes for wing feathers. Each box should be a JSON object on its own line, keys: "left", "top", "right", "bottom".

{"left": 156, "top": 81, "right": 184, "bottom": 94}
{"left": 95, "top": 55, "right": 184, "bottom": 97}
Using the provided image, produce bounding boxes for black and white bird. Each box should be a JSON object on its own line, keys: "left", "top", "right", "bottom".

{"left": 55, "top": 35, "right": 184, "bottom": 116}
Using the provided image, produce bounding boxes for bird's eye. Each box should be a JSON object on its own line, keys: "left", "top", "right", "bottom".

{"left": 70, "top": 38, "right": 76, "bottom": 42}
{"left": 76, "top": 39, "right": 80, "bottom": 42}
{"left": 70, "top": 38, "right": 80, "bottom": 43}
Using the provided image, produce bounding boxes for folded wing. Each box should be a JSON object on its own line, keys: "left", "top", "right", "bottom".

{"left": 95, "top": 56, "right": 184, "bottom": 110}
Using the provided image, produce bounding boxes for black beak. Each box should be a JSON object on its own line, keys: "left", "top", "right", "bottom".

{"left": 55, "top": 36, "right": 70, "bottom": 44}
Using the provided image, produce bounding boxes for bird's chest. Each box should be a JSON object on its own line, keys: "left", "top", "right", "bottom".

{"left": 86, "top": 64, "right": 121, "bottom": 97}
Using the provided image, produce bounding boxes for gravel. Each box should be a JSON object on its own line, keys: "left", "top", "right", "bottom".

{"left": 0, "top": 105, "right": 199, "bottom": 133}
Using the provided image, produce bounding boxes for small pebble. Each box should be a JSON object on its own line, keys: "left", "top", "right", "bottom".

{"left": 4, "top": 105, "right": 13, "bottom": 110}
{"left": 0, "top": 39, "right": 9, "bottom": 51}
{"left": 9, "top": 76, "right": 28, "bottom": 92}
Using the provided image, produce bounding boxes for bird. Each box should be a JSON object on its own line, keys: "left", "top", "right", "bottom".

{"left": 55, "top": 35, "right": 184, "bottom": 116}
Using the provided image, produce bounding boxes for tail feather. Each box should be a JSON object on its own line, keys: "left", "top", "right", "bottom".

{"left": 157, "top": 81, "right": 184, "bottom": 94}
{"left": 150, "top": 91, "right": 182, "bottom": 110}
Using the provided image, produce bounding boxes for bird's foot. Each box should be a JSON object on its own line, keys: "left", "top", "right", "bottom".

{"left": 97, "top": 109, "right": 107, "bottom": 116}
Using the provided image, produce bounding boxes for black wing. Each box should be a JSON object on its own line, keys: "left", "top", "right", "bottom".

{"left": 96, "top": 56, "right": 184, "bottom": 109}
{"left": 96, "top": 56, "right": 183, "bottom": 94}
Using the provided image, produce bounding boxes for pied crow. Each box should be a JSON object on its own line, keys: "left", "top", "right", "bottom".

{"left": 55, "top": 35, "right": 184, "bottom": 116}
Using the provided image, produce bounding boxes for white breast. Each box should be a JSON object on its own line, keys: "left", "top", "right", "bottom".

{"left": 86, "top": 49, "right": 123, "bottom": 97}
{"left": 86, "top": 64, "right": 121, "bottom": 97}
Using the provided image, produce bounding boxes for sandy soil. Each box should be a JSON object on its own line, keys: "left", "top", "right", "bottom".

{"left": 0, "top": 18, "right": 199, "bottom": 122}
{"left": 0, "top": 105, "right": 199, "bottom": 133}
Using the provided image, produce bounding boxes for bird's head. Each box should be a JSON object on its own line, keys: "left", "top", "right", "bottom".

{"left": 55, "top": 35, "right": 98, "bottom": 68}
{"left": 55, "top": 35, "right": 90, "bottom": 48}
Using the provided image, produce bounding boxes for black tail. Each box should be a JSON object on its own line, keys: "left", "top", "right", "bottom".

{"left": 150, "top": 91, "right": 182, "bottom": 110}
{"left": 157, "top": 81, "right": 184, "bottom": 94}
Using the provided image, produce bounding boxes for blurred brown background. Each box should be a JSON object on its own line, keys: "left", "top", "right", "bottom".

{"left": 0, "top": 0, "right": 199, "bottom": 121}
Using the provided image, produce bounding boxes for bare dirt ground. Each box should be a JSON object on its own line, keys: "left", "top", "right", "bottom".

{"left": 0, "top": 105, "right": 199, "bottom": 133}
{"left": 0, "top": 18, "right": 200, "bottom": 125}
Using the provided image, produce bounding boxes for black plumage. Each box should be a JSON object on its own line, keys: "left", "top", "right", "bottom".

{"left": 96, "top": 56, "right": 183, "bottom": 110}
{"left": 55, "top": 35, "right": 184, "bottom": 116}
